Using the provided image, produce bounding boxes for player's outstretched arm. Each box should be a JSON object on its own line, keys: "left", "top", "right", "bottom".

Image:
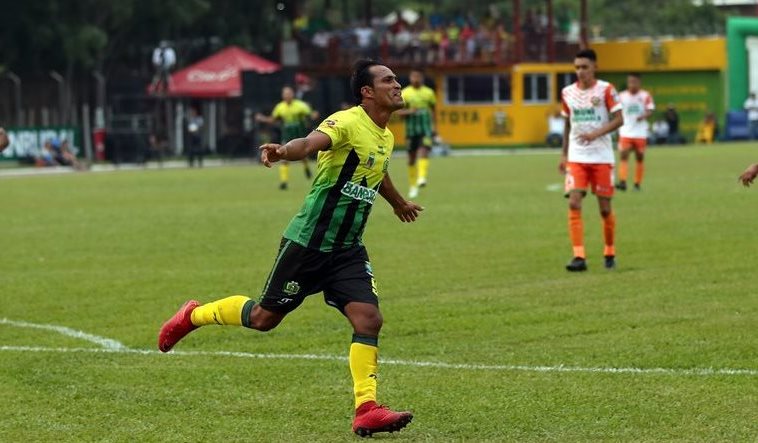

{"left": 0, "top": 128, "right": 8, "bottom": 152}
{"left": 379, "top": 173, "right": 424, "bottom": 223}
{"left": 259, "top": 130, "right": 331, "bottom": 167}
{"left": 738, "top": 163, "right": 758, "bottom": 187}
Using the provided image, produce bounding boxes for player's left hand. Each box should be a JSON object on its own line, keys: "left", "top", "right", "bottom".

{"left": 738, "top": 163, "right": 758, "bottom": 187}
{"left": 259, "top": 143, "right": 287, "bottom": 167}
{"left": 394, "top": 200, "right": 424, "bottom": 223}
{"left": 577, "top": 132, "right": 596, "bottom": 144}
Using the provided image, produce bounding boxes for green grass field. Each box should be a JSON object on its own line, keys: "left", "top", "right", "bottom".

{"left": 1, "top": 143, "right": 756, "bottom": 442}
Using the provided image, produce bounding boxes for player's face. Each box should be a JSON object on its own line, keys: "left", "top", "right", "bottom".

{"left": 367, "top": 65, "right": 404, "bottom": 111}
{"left": 281, "top": 87, "right": 294, "bottom": 102}
{"left": 574, "top": 57, "right": 595, "bottom": 85}
{"left": 410, "top": 71, "right": 423, "bottom": 87}
{"left": 627, "top": 75, "right": 641, "bottom": 93}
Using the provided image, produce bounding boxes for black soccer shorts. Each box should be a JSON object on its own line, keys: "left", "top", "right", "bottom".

{"left": 258, "top": 239, "right": 379, "bottom": 314}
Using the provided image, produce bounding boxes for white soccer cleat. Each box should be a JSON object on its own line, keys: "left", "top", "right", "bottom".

{"left": 408, "top": 186, "right": 419, "bottom": 199}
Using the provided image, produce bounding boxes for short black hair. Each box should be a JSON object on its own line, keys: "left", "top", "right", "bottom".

{"left": 350, "top": 59, "right": 382, "bottom": 103}
{"left": 575, "top": 49, "right": 597, "bottom": 62}
{"left": 628, "top": 72, "right": 641, "bottom": 79}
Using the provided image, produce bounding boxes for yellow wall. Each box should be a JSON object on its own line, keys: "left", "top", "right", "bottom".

{"left": 592, "top": 37, "right": 726, "bottom": 72}
{"left": 391, "top": 64, "right": 573, "bottom": 147}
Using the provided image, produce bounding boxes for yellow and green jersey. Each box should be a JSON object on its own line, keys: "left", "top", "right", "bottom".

{"left": 401, "top": 85, "right": 436, "bottom": 137}
{"left": 272, "top": 99, "right": 312, "bottom": 142}
{"left": 283, "top": 106, "right": 394, "bottom": 252}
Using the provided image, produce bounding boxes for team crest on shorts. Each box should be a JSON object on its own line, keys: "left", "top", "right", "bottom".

{"left": 283, "top": 281, "right": 300, "bottom": 295}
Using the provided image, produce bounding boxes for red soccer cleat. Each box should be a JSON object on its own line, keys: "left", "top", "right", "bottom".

{"left": 352, "top": 401, "right": 413, "bottom": 437}
{"left": 158, "top": 300, "right": 200, "bottom": 352}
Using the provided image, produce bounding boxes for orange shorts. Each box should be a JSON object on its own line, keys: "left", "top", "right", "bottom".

{"left": 564, "top": 162, "right": 615, "bottom": 197}
{"left": 618, "top": 137, "right": 647, "bottom": 154}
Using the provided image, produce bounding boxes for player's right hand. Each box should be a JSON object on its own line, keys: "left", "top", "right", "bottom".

{"left": 738, "top": 163, "right": 758, "bottom": 187}
{"left": 558, "top": 154, "right": 568, "bottom": 175}
{"left": 259, "top": 143, "right": 287, "bottom": 168}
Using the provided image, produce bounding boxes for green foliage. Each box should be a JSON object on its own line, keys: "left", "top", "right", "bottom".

{"left": 0, "top": 144, "right": 757, "bottom": 440}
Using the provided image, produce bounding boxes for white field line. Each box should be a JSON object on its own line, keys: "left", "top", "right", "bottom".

{"left": 0, "top": 318, "right": 127, "bottom": 350}
{"left": 0, "top": 345, "right": 755, "bottom": 377}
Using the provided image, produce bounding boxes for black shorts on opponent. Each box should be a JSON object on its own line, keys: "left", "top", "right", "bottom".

{"left": 259, "top": 239, "right": 379, "bottom": 314}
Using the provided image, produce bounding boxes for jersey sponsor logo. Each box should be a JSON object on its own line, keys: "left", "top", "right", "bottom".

{"left": 571, "top": 108, "right": 601, "bottom": 122}
{"left": 377, "top": 145, "right": 386, "bottom": 155}
{"left": 341, "top": 181, "right": 377, "bottom": 204}
{"left": 283, "top": 281, "right": 300, "bottom": 296}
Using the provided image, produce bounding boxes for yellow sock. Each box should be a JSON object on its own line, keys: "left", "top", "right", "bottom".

{"left": 408, "top": 164, "right": 418, "bottom": 187}
{"left": 190, "top": 295, "right": 254, "bottom": 327}
{"left": 279, "top": 163, "right": 289, "bottom": 184}
{"left": 418, "top": 158, "right": 429, "bottom": 182}
{"left": 349, "top": 335, "right": 378, "bottom": 409}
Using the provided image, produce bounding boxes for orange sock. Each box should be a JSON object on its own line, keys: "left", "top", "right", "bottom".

{"left": 602, "top": 212, "right": 616, "bottom": 256}
{"left": 569, "top": 209, "right": 585, "bottom": 258}
{"left": 634, "top": 160, "right": 644, "bottom": 185}
{"left": 619, "top": 158, "right": 629, "bottom": 182}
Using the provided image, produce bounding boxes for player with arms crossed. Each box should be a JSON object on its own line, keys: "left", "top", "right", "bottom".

{"left": 616, "top": 73, "right": 655, "bottom": 191}
{"left": 399, "top": 69, "right": 436, "bottom": 198}
{"left": 560, "top": 49, "right": 624, "bottom": 271}
{"left": 159, "top": 60, "right": 422, "bottom": 437}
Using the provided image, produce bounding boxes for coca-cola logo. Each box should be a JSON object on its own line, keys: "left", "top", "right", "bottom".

{"left": 187, "top": 66, "right": 237, "bottom": 82}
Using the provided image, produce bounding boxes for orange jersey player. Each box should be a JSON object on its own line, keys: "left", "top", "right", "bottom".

{"left": 617, "top": 73, "right": 655, "bottom": 191}
{"left": 559, "top": 49, "right": 624, "bottom": 272}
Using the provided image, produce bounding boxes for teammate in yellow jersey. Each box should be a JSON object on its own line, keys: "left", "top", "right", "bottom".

{"left": 399, "top": 69, "right": 436, "bottom": 198}
{"left": 256, "top": 86, "right": 319, "bottom": 189}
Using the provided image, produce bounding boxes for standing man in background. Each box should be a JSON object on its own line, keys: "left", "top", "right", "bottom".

{"left": 616, "top": 73, "right": 655, "bottom": 191}
{"left": 256, "top": 86, "right": 319, "bottom": 190}
{"left": 400, "top": 69, "right": 436, "bottom": 199}
{"left": 560, "top": 49, "right": 624, "bottom": 272}
{"left": 743, "top": 92, "right": 758, "bottom": 139}
{"left": 0, "top": 127, "right": 9, "bottom": 153}
{"left": 186, "top": 106, "right": 205, "bottom": 168}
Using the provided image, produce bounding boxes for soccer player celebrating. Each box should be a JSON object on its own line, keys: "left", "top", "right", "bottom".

{"left": 616, "top": 73, "right": 655, "bottom": 191}
{"left": 560, "top": 49, "right": 624, "bottom": 271}
{"left": 159, "top": 59, "right": 422, "bottom": 437}
{"left": 256, "top": 86, "right": 319, "bottom": 190}
{"left": 399, "top": 69, "right": 436, "bottom": 198}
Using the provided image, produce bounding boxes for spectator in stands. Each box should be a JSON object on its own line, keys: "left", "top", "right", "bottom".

{"left": 186, "top": 106, "right": 205, "bottom": 168}
{"left": 665, "top": 104, "right": 685, "bottom": 144}
{"left": 151, "top": 40, "right": 176, "bottom": 94}
{"left": 743, "top": 92, "right": 758, "bottom": 139}
{"left": 695, "top": 111, "right": 717, "bottom": 144}
{"left": 546, "top": 107, "right": 565, "bottom": 147}
{"left": 651, "top": 117, "right": 669, "bottom": 145}
{"left": 36, "top": 139, "right": 58, "bottom": 166}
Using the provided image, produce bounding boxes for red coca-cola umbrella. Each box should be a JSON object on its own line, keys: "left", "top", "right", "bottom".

{"left": 154, "top": 45, "right": 281, "bottom": 98}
